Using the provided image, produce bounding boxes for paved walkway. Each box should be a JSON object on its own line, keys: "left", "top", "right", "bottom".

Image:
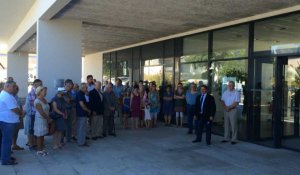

{"left": 1, "top": 123, "right": 300, "bottom": 175}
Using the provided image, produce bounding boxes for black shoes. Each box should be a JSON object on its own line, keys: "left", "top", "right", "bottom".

{"left": 231, "top": 142, "right": 237, "bottom": 145}
{"left": 109, "top": 133, "right": 116, "bottom": 136}
{"left": 92, "top": 137, "right": 98, "bottom": 140}
{"left": 71, "top": 137, "right": 77, "bottom": 141}
{"left": 192, "top": 140, "right": 201, "bottom": 143}
{"left": 187, "top": 131, "right": 193, "bottom": 135}
{"left": 221, "top": 140, "right": 228, "bottom": 143}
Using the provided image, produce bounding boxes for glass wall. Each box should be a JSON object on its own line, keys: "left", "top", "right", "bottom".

{"left": 102, "top": 53, "right": 111, "bottom": 81}
{"left": 164, "top": 40, "right": 175, "bottom": 88}
{"left": 102, "top": 12, "right": 300, "bottom": 150}
{"left": 213, "top": 24, "right": 249, "bottom": 59}
{"left": 181, "top": 33, "right": 209, "bottom": 88}
{"left": 254, "top": 13, "right": 300, "bottom": 55}
{"left": 211, "top": 59, "right": 248, "bottom": 139}
{"left": 110, "top": 52, "right": 117, "bottom": 84}
{"left": 141, "top": 43, "right": 164, "bottom": 87}
{"left": 116, "top": 49, "right": 132, "bottom": 85}
{"left": 132, "top": 47, "right": 140, "bottom": 83}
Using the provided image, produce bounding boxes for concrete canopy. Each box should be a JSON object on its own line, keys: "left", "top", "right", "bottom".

{"left": 16, "top": 0, "right": 300, "bottom": 55}
{"left": 53, "top": 0, "right": 300, "bottom": 55}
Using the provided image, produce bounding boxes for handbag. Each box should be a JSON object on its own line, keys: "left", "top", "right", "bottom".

{"left": 48, "top": 121, "right": 55, "bottom": 135}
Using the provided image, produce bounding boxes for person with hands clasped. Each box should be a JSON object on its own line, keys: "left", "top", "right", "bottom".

{"left": 34, "top": 86, "right": 52, "bottom": 156}
{"left": 192, "top": 85, "right": 216, "bottom": 145}
{"left": 76, "top": 83, "right": 91, "bottom": 147}
{"left": 51, "top": 89, "right": 67, "bottom": 149}
{"left": 221, "top": 81, "right": 240, "bottom": 145}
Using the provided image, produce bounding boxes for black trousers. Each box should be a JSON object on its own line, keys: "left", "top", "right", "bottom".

{"left": 195, "top": 116, "right": 212, "bottom": 144}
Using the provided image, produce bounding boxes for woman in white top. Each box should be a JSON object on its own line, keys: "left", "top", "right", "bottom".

{"left": 34, "top": 86, "right": 52, "bottom": 156}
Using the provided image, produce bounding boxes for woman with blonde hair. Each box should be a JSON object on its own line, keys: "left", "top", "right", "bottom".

{"left": 34, "top": 86, "right": 52, "bottom": 156}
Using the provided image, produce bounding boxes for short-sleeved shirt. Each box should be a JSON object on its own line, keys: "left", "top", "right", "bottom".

{"left": 113, "top": 85, "right": 124, "bottom": 99}
{"left": 76, "top": 90, "right": 87, "bottom": 117}
{"left": 221, "top": 90, "right": 240, "bottom": 106}
{"left": 52, "top": 96, "right": 66, "bottom": 117}
{"left": 186, "top": 91, "right": 199, "bottom": 105}
{"left": 0, "top": 90, "right": 20, "bottom": 123}
{"left": 27, "top": 88, "right": 36, "bottom": 116}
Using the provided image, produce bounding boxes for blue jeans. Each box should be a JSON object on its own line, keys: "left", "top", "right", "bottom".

{"left": 77, "top": 117, "right": 87, "bottom": 145}
{"left": 187, "top": 104, "right": 196, "bottom": 132}
{"left": 0, "top": 121, "right": 15, "bottom": 164}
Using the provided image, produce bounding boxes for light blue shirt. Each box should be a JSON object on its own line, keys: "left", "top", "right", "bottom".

{"left": 113, "top": 85, "right": 124, "bottom": 99}
{"left": 186, "top": 91, "right": 199, "bottom": 105}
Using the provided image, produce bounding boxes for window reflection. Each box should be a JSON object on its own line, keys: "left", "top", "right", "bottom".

{"left": 213, "top": 24, "right": 248, "bottom": 59}
{"left": 254, "top": 13, "right": 300, "bottom": 55}
{"left": 211, "top": 59, "right": 248, "bottom": 139}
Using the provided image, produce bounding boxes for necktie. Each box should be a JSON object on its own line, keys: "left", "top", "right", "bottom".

{"left": 200, "top": 95, "right": 204, "bottom": 114}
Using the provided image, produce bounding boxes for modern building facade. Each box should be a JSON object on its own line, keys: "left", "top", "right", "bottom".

{"left": 102, "top": 12, "right": 300, "bottom": 151}
{"left": 1, "top": 0, "right": 300, "bottom": 151}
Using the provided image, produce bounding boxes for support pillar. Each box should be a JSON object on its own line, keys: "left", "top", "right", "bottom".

{"left": 7, "top": 52, "right": 28, "bottom": 98}
{"left": 37, "top": 19, "right": 82, "bottom": 100}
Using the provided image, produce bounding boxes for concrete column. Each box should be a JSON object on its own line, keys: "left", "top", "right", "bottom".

{"left": 7, "top": 52, "right": 28, "bottom": 98}
{"left": 37, "top": 19, "right": 82, "bottom": 100}
{"left": 83, "top": 52, "right": 103, "bottom": 83}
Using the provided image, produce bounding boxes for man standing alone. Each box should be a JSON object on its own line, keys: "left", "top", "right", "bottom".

{"left": 193, "top": 85, "right": 216, "bottom": 145}
{"left": 221, "top": 81, "right": 240, "bottom": 144}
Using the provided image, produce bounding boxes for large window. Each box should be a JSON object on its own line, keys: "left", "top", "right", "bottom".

{"left": 213, "top": 24, "right": 249, "bottom": 59}
{"left": 141, "top": 43, "right": 163, "bottom": 87}
{"left": 211, "top": 59, "right": 248, "bottom": 139}
{"left": 181, "top": 33, "right": 209, "bottom": 88}
{"left": 254, "top": 13, "right": 300, "bottom": 55}
{"left": 132, "top": 47, "right": 140, "bottom": 83}
{"left": 182, "top": 33, "right": 208, "bottom": 62}
{"left": 180, "top": 62, "right": 208, "bottom": 89}
{"left": 102, "top": 53, "right": 111, "bottom": 81}
{"left": 116, "top": 49, "right": 132, "bottom": 86}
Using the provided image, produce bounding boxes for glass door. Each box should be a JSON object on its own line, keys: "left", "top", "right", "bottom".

{"left": 252, "top": 58, "right": 275, "bottom": 146}
{"left": 281, "top": 57, "right": 300, "bottom": 150}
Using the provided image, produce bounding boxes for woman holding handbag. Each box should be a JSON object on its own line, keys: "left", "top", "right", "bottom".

{"left": 51, "top": 89, "right": 67, "bottom": 149}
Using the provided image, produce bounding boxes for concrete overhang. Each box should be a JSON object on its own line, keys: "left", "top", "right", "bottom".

{"left": 7, "top": 0, "right": 71, "bottom": 53}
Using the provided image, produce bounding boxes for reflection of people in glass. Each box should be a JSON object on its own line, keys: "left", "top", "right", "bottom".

{"left": 221, "top": 81, "right": 240, "bottom": 144}
{"left": 174, "top": 83, "right": 185, "bottom": 127}
{"left": 186, "top": 83, "right": 199, "bottom": 134}
{"left": 163, "top": 85, "right": 173, "bottom": 126}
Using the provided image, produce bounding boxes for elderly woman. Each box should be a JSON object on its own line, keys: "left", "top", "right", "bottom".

{"left": 34, "top": 86, "right": 52, "bottom": 156}
{"left": 51, "top": 89, "right": 67, "bottom": 149}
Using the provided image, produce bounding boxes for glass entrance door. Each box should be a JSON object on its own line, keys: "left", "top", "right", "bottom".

{"left": 281, "top": 57, "right": 300, "bottom": 150}
{"left": 252, "top": 58, "right": 275, "bottom": 146}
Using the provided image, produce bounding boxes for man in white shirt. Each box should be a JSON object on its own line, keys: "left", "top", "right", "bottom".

{"left": 0, "top": 81, "right": 23, "bottom": 165}
{"left": 221, "top": 81, "right": 240, "bottom": 144}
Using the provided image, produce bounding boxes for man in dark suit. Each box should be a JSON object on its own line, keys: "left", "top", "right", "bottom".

{"left": 89, "top": 81, "right": 104, "bottom": 140}
{"left": 192, "top": 85, "right": 216, "bottom": 145}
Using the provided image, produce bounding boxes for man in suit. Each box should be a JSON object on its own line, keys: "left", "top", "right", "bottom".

{"left": 192, "top": 85, "right": 216, "bottom": 145}
{"left": 89, "top": 81, "right": 104, "bottom": 140}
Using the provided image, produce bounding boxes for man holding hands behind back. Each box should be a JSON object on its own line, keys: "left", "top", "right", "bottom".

{"left": 193, "top": 85, "right": 216, "bottom": 145}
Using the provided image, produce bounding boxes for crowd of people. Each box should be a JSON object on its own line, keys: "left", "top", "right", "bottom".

{"left": 0, "top": 74, "right": 240, "bottom": 165}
